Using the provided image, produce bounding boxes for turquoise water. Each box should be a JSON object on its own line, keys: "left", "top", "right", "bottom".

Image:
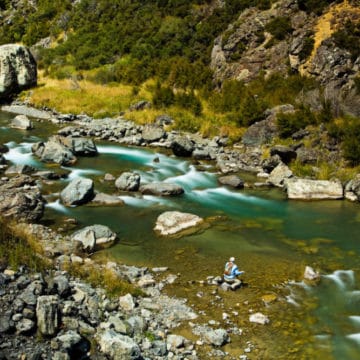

{"left": 1, "top": 111, "right": 360, "bottom": 359}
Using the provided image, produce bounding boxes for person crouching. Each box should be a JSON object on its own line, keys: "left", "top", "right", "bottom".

{"left": 223, "top": 257, "right": 244, "bottom": 290}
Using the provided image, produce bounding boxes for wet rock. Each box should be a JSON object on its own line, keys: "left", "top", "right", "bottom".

{"left": 1, "top": 105, "right": 52, "bottom": 120}
{"left": 249, "top": 312, "right": 269, "bottom": 325}
{"left": 303, "top": 266, "right": 320, "bottom": 282}
{"left": 90, "top": 192, "right": 125, "bottom": 206}
{"left": 71, "top": 224, "right": 117, "bottom": 252}
{"left": 203, "top": 328, "right": 229, "bottom": 346}
{"left": 32, "top": 136, "right": 77, "bottom": 166}
{"left": 140, "top": 182, "right": 184, "bottom": 196}
{"left": 154, "top": 211, "right": 203, "bottom": 236}
{"left": 36, "top": 295, "right": 59, "bottom": 336}
{"left": 115, "top": 172, "right": 141, "bottom": 191}
{"left": 284, "top": 178, "right": 344, "bottom": 200}
{"left": 5, "top": 164, "right": 35, "bottom": 175}
{"left": 67, "top": 137, "right": 97, "bottom": 156}
{"left": 10, "top": 114, "right": 33, "bottom": 130}
{"left": 171, "top": 136, "right": 194, "bottom": 157}
{"left": 218, "top": 175, "right": 244, "bottom": 189}
{"left": 60, "top": 178, "right": 94, "bottom": 206}
{"left": 0, "top": 44, "right": 37, "bottom": 101}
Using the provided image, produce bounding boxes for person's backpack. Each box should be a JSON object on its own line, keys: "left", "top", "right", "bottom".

{"left": 224, "top": 262, "right": 233, "bottom": 276}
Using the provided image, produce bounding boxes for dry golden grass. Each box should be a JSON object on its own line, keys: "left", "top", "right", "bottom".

{"left": 25, "top": 73, "right": 153, "bottom": 118}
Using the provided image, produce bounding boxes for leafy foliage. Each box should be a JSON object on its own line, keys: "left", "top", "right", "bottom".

{"left": 297, "top": 0, "right": 341, "bottom": 15}
{"left": 265, "top": 16, "right": 292, "bottom": 41}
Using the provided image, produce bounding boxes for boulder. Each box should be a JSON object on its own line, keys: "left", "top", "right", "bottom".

{"left": 32, "top": 136, "right": 77, "bottom": 166}
{"left": 270, "top": 145, "right": 297, "bottom": 164}
{"left": 284, "top": 178, "right": 344, "bottom": 200}
{"left": 140, "top": 182, "right": 184, "bottom": 196}
{"left": 218, "top": 175, "right": 244, "bottom": 189}
{"left": 5, "top": 164, "right": 35, "bottom": 175}
{"left": 119, "top": 294, "right": 136, "bottom": 312}
{"left": 171, "top": 136, "right": 194, "bottom": 157}
{"left": 60, "top": 178, "right": 94, "bottom": 206}
{"left": 115, "top": 172, "right": 141, "bottom": 191}
{"left": 71, "top": 224, "right": 117, "bottom": 252}
{"left": 90, "top": 192, "right": 125, "bottom": 206}
{"left": 67, "top": 137, "right": 98, "bottom": 156}
{"left": 36, "top": 295, "right": 59, "bottom": 336}
{"left": 0, "top": 44, "right": 37, "bottom": 101}
{"left": 97, "top": 330, "right": 141, "bottom": 360}
{"left": 0, "top": 175, "right": 44, "bottom": 222}
{"left": 10, "top": 114, "right": 33, "bottom": 130}
{"left": 142, "top": 125, "right": 166, "bottom": 143}
{"left": 345, "top": 174, "right": 360, "bottom": 201}
{"left": 268, "top": 162, "right": 293, "bottom": 187}
{"left": 154, "top": 211, "right": 203, "bottom": 236}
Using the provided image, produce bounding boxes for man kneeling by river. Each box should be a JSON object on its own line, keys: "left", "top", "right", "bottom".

{"left": 223, "top": 257, "right": 245, "bottom": 290}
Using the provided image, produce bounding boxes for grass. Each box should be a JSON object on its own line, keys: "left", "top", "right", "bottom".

{"left": 0, "top": 218, "right": 49, "bottom": 272}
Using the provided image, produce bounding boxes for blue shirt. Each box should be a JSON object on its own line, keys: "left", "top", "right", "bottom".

{"left": 224, "top": 261, "right": 244, "bottom": 281}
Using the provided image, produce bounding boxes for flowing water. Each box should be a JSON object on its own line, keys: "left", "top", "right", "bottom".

{"left": 1, "top": 111, "right": 359, "bottom": 359}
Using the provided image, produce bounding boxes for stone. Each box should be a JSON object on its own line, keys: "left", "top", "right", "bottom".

{"left": 10, "top": 114, "right": 33, "bottom": 130}
{"left": 119, "top": 293, "right": 136, "bottom": 312}
{"left": 171, "top": 136, "right": 194, "bottom": 157}
{"left": 249, "top": 312, "right": 269, "bottom": 325}
{"left": 140, "top": 183, "right": 184, "bottom": 196}
{"left": 60, "top": 178, "right": 94, "bottom": 206}
{"left": 0, "top": 44, "right": 37, "bottom": 100}
{"left": 67, "top": 137, "right": 97, "bottom": 156}
{"left": 97, "top": 329, "right": 141, "bottom": 360}
{"left": 142, "top": 125, "right": 166, "bottom": 143}
{"left": 304, "top": 266, "right": 320, "bottom": 282}
{"left": 90, "top": 192, "right": 125, "bottom": 206}
{"left": 154, "top": 211, "right": 203, "bottom": 236}
{"left": 16, "top": 318, "right": 35, "bottom": 334}
{"left": 71, "top": 224, "right": 117, "bottom": 252}
{"left": 284, "top": 178, "right": 344, "bottom": 200}
{"left": 218, "top": 175, "right": 244, "bottom": 189}
{"left": 166, "top": 334, "right": 185, "bottom": 351}
{"left": 115, "top": 172, "right": 141, "bottom": 191}
{"left": 36, "top": 295, "right": 59, "bottom": 336}
{"left": 5, "top": 164, "right": 35, "bottom": 175}
{"left": 203, "top": 328, "right": 229, "bottom": 346}
{"left": 106, "top": 316, "right": 133, "bottom": 336}
{"left": 268, "top": 162, "right": 293, "bottom": 187}
{"left": 270, "top": 145, "right": 297, "bottom": 164}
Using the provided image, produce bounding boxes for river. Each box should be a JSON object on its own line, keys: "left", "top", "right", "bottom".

{"left": 1, "top": 111, "right": 359, "bottom": 359}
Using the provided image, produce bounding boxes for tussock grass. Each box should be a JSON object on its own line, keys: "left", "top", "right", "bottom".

{"left": 0, "top": 218, "right": 49, "bottom": 272}
{"left": 66, "top": 263, "right": 145, "bottom": 298}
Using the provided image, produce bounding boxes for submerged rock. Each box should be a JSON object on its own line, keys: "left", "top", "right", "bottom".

{"left": 154, "top": 211, "right": 203, "bottom": 236}
{"left": 140, "top": 182, "right": 184, "bottom": 196}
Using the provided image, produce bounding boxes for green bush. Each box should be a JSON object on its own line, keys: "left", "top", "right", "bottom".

{"left": 298, "top": 35, "right": 315, "bottom": 61}
{"left": 298, "top": 0, "right": 340, "bottom": 15}
{"left": 332, "top": 20, "right": 360, "bottom": 62}
{"left": 153, "top": 84, "right": 175, "bottom": 108}
{"left": 277, "top": 106, "right": 316, "bottom": 138}
{"left": 265, "top": 16, "right": 292, "bottom": 41}
{"left": 175, "top": 91, "right": 202, "bottom": 116}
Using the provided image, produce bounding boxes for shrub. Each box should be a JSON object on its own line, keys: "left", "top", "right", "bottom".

{"left": 265, "top": 16, "right": 292, "bottom": 41}
{"left": 175, "top": 91, "right": 203, "bottom": 116}
{"left": 298, "top": 35, "right": 315, "bottom": 61}
{"left": 153, "top": 84, "right": 175, "bottom": 108}
{"left": 332, "top": 20, "right": 360, "bottom": 62}
{"left": 341, "top": 117, "right": 360, "bottom": 166}
{"left": 277, "top": 106, "right": 316, "bottom": 138}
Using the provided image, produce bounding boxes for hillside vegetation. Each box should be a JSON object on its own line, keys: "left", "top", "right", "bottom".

{"left": 1, "top": 0, "right": 360, "bottom": 170}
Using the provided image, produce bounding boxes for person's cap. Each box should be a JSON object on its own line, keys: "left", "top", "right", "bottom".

{"left": 229, "top": 257, "right": 235, "bottom": 262}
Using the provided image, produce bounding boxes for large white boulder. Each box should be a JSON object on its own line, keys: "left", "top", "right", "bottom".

{"left": 154, "top": 211, "right": 203, "bottom": 236}
{"left": 0, "top": 44, "right": 37, "bottom": 100}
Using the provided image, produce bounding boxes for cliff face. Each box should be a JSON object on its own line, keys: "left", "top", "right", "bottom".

{"left": 211, "top": 0, "right": 360, "bottom": 116}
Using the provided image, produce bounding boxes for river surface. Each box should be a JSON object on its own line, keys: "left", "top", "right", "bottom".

{"left": 1, "top": 111, "right": 359, "bottom": 359}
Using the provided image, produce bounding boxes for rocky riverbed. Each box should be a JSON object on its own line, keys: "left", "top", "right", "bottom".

{"left": 0, "top": 102, "right": 359, "bottom": 359}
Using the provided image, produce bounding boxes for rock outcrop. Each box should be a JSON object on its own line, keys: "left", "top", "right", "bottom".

{"left": 0, "top": 44, "right": 37, "bottom": 101}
